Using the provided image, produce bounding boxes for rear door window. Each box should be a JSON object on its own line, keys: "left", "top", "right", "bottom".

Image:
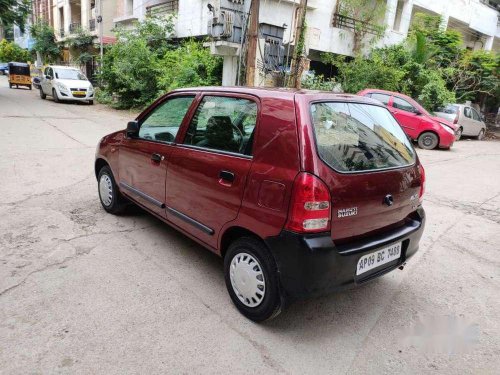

{"left": 393, "top": 97, "right": 416, "bottom": 112}
{"left": 311, "top": 102, "right": 416, "bottom": 172}
{"left": 471, "top": 108, "right": 481, "bottom": 121}
{"left": 369, "top": 93, "right": 390, "bottom": 105}
{"left": 183, "top": 95, "right": 257, "bottom": 155}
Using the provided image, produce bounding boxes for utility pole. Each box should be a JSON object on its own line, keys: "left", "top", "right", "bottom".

{"left": 245, "top": 0, "right": 259, "bottom": 87}
{"left": 290, "top": 0, "right": 307, "bottom": 89}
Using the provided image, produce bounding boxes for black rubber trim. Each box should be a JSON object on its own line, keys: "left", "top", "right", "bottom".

{"left": 166, "top": 206, "right": 214, "bottom": 235}
{"left": 119, "top": 182, "right": 165, "bottom": 208}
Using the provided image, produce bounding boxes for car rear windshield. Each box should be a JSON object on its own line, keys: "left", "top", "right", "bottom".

{"left": 436, "top": 104, "right": 458, "bottom": 114}
{"left": 311, "top": 102, "right": 416, "bottom": 173}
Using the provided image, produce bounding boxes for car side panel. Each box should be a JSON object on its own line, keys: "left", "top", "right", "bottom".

{"left": 219, "top": 95, "right": 300, "bottom": 251}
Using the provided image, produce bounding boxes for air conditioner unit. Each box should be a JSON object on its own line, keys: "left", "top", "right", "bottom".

{"left": 207, "top": 0, "right": 247, "bottom": 43}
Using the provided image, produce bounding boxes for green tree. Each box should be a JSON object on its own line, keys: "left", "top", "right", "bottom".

{"left": 0, "top": 38, "right": 30, "bottom": 62}
{"left": 30, "top": 21, "right": 60, "bottom": 63}
{"left": 66, "top": 28, "right": 94, "bottom": 65}
{"left": 157, "top": 40, "right": 222, "bottom": 91}
{"left": 0, "top": 0, "right": 31, "bottom": 34}
{"left": 336, "top": 0, "right": 387, "bottom": 54}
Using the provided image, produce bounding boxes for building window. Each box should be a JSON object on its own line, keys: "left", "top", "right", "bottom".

{"left": 146, "top": 0, "right": 179, "bottom": 17}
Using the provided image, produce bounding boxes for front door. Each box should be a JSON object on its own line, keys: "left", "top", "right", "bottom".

{"left": 390, "top": 96, "right": 422, "bottom": 139}
{"left": 41, "top": 67, "right": 53, "bottom": 94}
{"left": 165, "top": 94, "right": 258, "bottom": 249}
{"left": 118, "top": 95, "right": 196, "bottom": 217}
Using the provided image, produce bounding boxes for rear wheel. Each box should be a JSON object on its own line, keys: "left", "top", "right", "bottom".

{"left": 29, "top": 84, "right": 32, "bottom": 90}
{"left": 52, "top": 88, "right": 60, "bottom": 103}
{"left": 8, "top": 83, "right": 12, "bottom": 89}
{"left": 418, "top": 132, "right": 439, "bottom": 150}
{"left": 39, "top": 88, "right": 46, "bottom": 99}
{"left": 97, "top": 166, "right": 127, "bottom": 214}
{"left": 476, "top": 129, "right": 485, "bottom": 140}
{"left": 224, "top": 237, "right": 283, "bottom": 322}
{"left": 455, "top": 127, "right": 462, "bottom": 141}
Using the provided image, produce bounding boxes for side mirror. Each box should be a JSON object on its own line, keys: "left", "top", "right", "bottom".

{"left": 45, "top": 75, "right": 51, "bottom": 80}
{"left": 126, "top": 120, "right": 139, "bottom": 137}
{"left": 414, "top": 109, "right": 422, "bottom": 115}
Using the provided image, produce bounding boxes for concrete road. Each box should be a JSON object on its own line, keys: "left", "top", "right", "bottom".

{"left": 1, "top": 76, "right": 499, "bottom": 374}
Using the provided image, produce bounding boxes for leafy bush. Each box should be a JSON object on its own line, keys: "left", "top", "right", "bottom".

{"left": 30, "top": 21, "right": 60, "bottom": 63}
{"left": 99, "top": 16, "right": 222, "bottom": 109}
{"left": 0, "top": 39, "right": 30, "bottom": 62}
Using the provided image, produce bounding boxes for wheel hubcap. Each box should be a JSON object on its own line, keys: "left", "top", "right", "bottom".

{"left": 99, "top": 174, "right": 113, "bottom": 207}
{"left": 423, "top": 136, "right": 432, "bottom": 146}
{"left": 230, "top": 253, "right": 266, "bottom": 308}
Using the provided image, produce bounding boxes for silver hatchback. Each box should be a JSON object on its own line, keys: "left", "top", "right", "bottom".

{"left": 434, "top": 104, "right": 486, "bottom": 140}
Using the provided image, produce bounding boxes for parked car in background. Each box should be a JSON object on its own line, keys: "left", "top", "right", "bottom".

{"left": 32, "top": 76, "right": 41, "bottom": 90}
{"left": 95, "top": 87, "right": 426, "bottom": 321}
{"left": 434, "top": 104, "right": 486, "bottom": 140}
{"left": 39, "top": 65, "right": 94, "bottom": 104}
{"left": 358, "top": 89, "right": 458, "bottom": 150}
{"left": 0, "top": 62, "right": 8, "bottom": 75}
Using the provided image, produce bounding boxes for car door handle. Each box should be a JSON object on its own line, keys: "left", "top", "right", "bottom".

{"left": 219, "top": 170, "right": 235, "bottom": 183}
{"left": 151, "top": 153, "right": 164, "bottom": 162}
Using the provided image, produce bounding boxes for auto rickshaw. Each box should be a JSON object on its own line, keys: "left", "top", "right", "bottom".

{"left": 8, "top": 62, "right": 32, "bottom": 90}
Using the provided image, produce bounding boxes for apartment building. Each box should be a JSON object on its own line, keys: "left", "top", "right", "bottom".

{"left": 111, "top": 0, "right": 499, "bottom": 85}
{"left": 51, "top": 0, "right": 117, "bottom": 43}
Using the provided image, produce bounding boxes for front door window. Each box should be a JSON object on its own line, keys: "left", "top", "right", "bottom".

{"left": 138, "top": 96, "right": 195, "bottom": 143}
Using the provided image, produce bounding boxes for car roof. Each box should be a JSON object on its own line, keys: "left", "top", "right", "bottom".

{"left": 49, "top": 65, "right": 80, "bottom": 70}
{"left": 171, "top": 86, "right": 383, "bottom": 105}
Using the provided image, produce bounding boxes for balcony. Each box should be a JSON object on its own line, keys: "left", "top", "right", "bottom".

{"left": 146, "top": 0, "right": 179, "bottom": 17}
{"left": 332, "top": 13, "right": 382, "bottom": 36}
{"left": 69, "top": 22, "right": 81, "bottom": 34}
{"left": 89, "top": 19, "right": 96, "bottom": 31}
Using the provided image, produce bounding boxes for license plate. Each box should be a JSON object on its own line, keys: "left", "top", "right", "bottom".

{"left": 73, "top": 91, "right": 85, "bottom": 96}
{"left": 356, "top": 242, "right": 402, "bottom": 276}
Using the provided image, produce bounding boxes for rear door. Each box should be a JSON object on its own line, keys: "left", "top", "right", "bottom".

{"left": 462, "top": 107, "right": 476, "bottom": 136}
{"left": 165, "top": 94, "right": 258, "bottom": 249}
{"left": 470, "top": 108, "right": 483, "bottom": 136}
{"left": 307, "top": 100, "right": 421, "bottom": 242}
{"left": 118, "top": 94, "right": 196, "bottom": 217}
{"left": 390, "top": 96, "right": 422, "bottom": 139}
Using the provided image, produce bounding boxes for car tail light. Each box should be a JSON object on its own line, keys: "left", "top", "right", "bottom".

{"left": 285, "top": 173, "right": 331, "bottom": 233}
{"left": 418, "top": 164, "right": 426, "bottom": 203}
{"left": 453, "top": 114, "right": 459, "bottom": 124}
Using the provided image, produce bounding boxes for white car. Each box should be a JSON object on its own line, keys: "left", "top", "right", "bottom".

{"left": 39, "top": 65, "right": 94, "bottom": 104}
{"left": 434, "top": 104, "right": 486, "bottom": 140}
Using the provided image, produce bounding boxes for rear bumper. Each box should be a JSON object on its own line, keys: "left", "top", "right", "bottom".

{"left": 265, "top": 207, "right": 425, "bottom": 300}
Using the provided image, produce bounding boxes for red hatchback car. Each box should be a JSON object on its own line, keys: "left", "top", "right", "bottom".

{"left": 358, "top": 89, "right": 457, "bottom": 150}
{"left": 95, "top": 87, "right": 426, "bottom": 321}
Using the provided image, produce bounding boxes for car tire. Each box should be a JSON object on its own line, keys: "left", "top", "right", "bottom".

{"left": 40, "top": 88, "right": 46, "bottom": 99}
{"left": 476, "top": 129, "right": 485, "bottom": 140}
{"left": 89, "top": 100, "right": 94, "bottom": 105}
{"left": 455, "top": 127, "right": 462, "bottom": 141}
{"left": 8, "top": 83, "right": 12, "bottom": 89}
{"left": 52, "top": 88, "right": 60, "bottom": 103}
{"left": 29, "top": 85, "right": 32, "bottom": 90}
{"left": 418, "top": 132, "right": 439, "bottom": 150}
{"left": 224, "top": 237, "right": 284, "bottom": 322}
{"left": 97, "top": 166, "right": 128, "bottom": 214}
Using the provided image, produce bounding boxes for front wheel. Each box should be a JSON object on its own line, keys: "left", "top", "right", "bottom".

{"left": 29, "top": 84, "right": 32, "bottom": 90}
{"left": 40, "top": 88, "right": 46, "bottom": 99}
{"left": 476, "top": 129, "right": 485, "bottom": 140}
{"left": 52, "top": 88, "right": 60, "bottom": 103}
{"left": 418, "top": 132, "right": 439, "bottom": 150}
{"left": 97, "top": 166, "right": 127, "bottom": 214}
{"left": 455, "top": 128, "right": 462, "bottom": 141}
{"left": 88, "top": 100, "right": 94, "bottom": 105}
{"left": 224, "top": 237, "right": 283, "bottom": 322}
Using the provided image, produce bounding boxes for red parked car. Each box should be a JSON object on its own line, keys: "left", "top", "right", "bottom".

{"left": 95, "top": 87, "right": 426, "bottom": 321}
{"left": 358, "top": 89, "right": 457, "bottom": 150}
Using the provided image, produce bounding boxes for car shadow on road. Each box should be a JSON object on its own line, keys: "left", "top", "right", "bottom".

{"left": 122, "top": 204, "right": 403, "bottom": 337}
